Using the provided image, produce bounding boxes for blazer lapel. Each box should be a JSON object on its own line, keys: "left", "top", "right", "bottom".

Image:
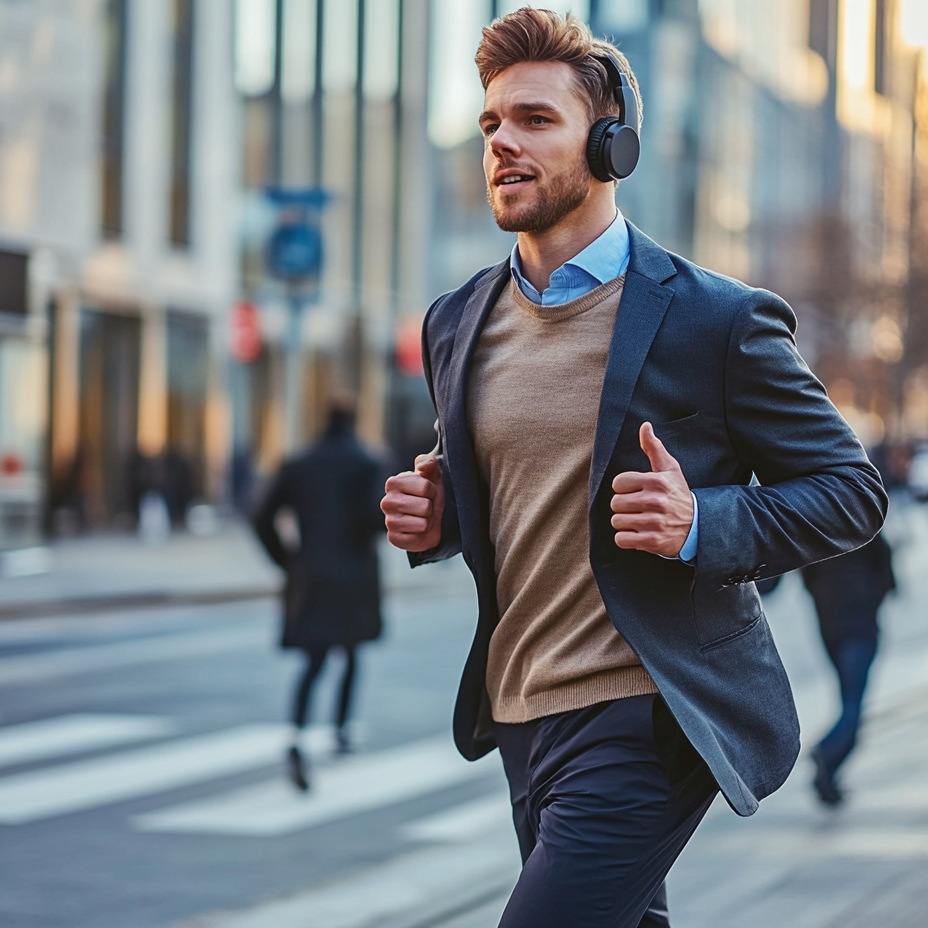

{"left": 443, "top": 262, "right": 509, "bottom": 547}
{"left": 589, "top": 224, "right": 677, "bottom": 505}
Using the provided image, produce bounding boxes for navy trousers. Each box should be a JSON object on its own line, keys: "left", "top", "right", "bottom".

{"left": 817, "top": 633, "right": 878, "bottom": 778}
{"left": 495, "top": 695, "right": 718, "bottom": 928}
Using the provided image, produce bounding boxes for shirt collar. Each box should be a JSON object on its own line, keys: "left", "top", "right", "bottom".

{"left": 509, "top": 208, "right": 629, "bottom": 293}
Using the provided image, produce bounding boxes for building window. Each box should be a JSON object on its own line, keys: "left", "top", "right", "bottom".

{"left": 0, "top": 251, "right": 28, "bottom": 317}
{"left": 101, "top": 0, "right": 128, "bottom": 239}
{"left": 166, "top": 311, "right": 209, "bottom": 507}
{"left": 874, "top": 0, "right": 888, "bottom": 96}
{"left": 808, "top": 0, "right": 835, "bottom": 66}
{"left": 170, "top": 0, "right": 196, "bottom": 247}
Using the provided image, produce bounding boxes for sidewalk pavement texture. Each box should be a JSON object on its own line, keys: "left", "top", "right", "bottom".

{"left": 0, "top": 520, "right": 464, "bottom": 620}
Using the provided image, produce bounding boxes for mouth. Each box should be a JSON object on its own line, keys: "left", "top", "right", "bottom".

{"left": 494, "top": 171, "right": 536, "bottom": 191}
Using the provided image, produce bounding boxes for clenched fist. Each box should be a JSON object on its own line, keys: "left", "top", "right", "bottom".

{"left": 611, "top": 422, "right": 694, "bottom": 557}
{"left": 381, "top": 455, "right": 445, "bottom": 552}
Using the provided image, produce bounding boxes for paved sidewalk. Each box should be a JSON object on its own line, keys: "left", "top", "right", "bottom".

{"left": 0, "top": 520, "right": 466, "bottom": 619}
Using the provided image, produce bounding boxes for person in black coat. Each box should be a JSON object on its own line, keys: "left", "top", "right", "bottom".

{"left": 801, "top": 533, "right": 895, "bottom": 805}
{"left": 253, "top": 404, "right": 386, "bottom": 790}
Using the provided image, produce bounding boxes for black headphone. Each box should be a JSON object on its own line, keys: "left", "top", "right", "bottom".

{"left": 586, "top": 54, "right": 640, "bottom": 182}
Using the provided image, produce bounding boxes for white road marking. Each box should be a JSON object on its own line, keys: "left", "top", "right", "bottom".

{"left": 135, "top": 736, "right": 498, "bottom": 837}
{"left": 0, "top": 724, "right": 286, "bottom": 824}
{"left": 170, "top": 827, "right": 519, "bottom": 928}
{"left": 707, "top": 826, "right": 928, "bottom": 859}
{"left": 0, "top": 625, "right": 265, "bottom": 687}
{"left": 399, "top": 791, "right": 512, "bottom": 843}
{"left": 0, "top": 714, "right": 174, "bottom": 768}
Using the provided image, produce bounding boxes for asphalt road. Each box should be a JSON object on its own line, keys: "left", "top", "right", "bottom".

{"left": 0, "top": 556, "right": 518, "bottom": 928}
{"left": 1, "top": 502, "right": 928, "bottom": 928}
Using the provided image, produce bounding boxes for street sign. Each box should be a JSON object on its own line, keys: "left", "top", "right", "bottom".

{"left": 263, "top": 186, "right": 330, "bottom": 282}
{"left": 266, "top": 220, "right": 323, "bottom": 281}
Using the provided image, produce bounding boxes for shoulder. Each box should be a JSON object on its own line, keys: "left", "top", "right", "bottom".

{"left": 648, "top": 252, "right": 797, "bottom": 342}
{"left": 423, "top": 260, "right": 509, "bottom": 335}
{"left": 676, "top": 255, "right": 791, "bottom": 322}
{"left": 628, "top": 223, "right": 794, "bottom": 331}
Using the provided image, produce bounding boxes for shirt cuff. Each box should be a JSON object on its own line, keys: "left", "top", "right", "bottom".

{"left": 678, "top": 493, "right": 698, "bottom": 563}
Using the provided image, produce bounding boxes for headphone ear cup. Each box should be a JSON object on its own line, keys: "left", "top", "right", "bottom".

{"left": 586, "top": 117, "right": 618, "bottom": 183}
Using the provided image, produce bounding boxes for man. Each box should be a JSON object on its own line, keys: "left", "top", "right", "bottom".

{"left": 381, "top": 9, "right": 886, "bottom": 927}
{"left": 254, "top": 403, "right": 385, "bottom": 791}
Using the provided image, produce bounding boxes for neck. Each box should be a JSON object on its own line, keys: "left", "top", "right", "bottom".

{"left": 516, "top": 194, "right": 617, "bottom": 294}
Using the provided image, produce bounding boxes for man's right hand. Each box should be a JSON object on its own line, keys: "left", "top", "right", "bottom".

{"left": 381, "top": 455, "right": 445, "bottom": 552}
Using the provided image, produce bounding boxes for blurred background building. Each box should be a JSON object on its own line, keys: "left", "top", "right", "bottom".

{"left": 1, "top": 0, "right": 927, "bottom": 553}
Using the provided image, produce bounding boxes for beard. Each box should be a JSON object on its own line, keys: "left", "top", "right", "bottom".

{"left": 487, "top": 157, "right": 590, "bottom": 233}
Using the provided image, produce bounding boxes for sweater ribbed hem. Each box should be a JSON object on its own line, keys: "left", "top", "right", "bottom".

{"left": 490, "top": 664, "right": 659, "bottom": 724}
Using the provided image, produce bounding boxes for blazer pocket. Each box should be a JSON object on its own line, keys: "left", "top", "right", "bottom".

{"left": 655, "top": 412, "right": 700, "bottom": 441}
{"left": 692, "top": 582, "right": 763, "bottom": 650}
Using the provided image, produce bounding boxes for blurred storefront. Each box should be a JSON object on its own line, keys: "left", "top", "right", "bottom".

{"left": 0, "top": 0, "right": 98, "bottom": 554}
{"left": 0, "top": 251, "right": 46, "bottom": 553}
{"left": 2, "top": 0, "right": 239, "bottom": 543}
{"left": 50, "top": 0, "right": 237, "bottom": 534}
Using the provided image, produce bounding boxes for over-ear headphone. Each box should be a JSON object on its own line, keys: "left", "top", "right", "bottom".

{"left": 586, "top": 54, "right": 640, "bottom": 182}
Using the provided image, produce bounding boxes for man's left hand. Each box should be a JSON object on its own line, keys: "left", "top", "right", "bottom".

{"left": 611, "top": 422, "right": 694, "bottom": 557}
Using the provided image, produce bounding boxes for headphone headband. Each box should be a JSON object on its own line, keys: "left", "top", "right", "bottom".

{"left": 594, "top": 53, "right": 638, "bottom": 133}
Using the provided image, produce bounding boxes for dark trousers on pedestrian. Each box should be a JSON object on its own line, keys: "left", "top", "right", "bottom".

{"left": 817, "top": 632, "right": 878, "bottom": 777}
{"left": 495, "top": 694, "right": 718, "bottom": 928}
{"left": 292, "top": 644, "right": 357, "bottom": 731}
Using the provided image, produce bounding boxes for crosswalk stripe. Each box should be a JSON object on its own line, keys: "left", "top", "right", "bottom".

{"left": 0, "top": 724, "right": 286, "bottom": 824}
{"left": 0, "top": 714, "right": 174, "bottom": 769}
{"left": 0, "top": 625, "right": 265, "bottom": 687}
{"left": 399, "top": 791, "right": 512, "bottom": 843}
{"left": 135, "top": 737, "right": 498, "bottom": 837}
{"left": 170, "top": 827, "right": 518, "bottom": 928}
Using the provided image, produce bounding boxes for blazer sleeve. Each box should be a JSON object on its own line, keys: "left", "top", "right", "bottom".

{"left": 691, "top": 292, "right": 888, "bottom": 595}
{"left": 408, "top": 297, "right": 463, "bottom": 568}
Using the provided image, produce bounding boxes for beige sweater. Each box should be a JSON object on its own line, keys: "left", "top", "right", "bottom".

{"left": 467, "top": 276, "right": 657, "bottom": 723}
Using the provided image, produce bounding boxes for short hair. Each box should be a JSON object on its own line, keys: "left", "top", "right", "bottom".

{"left": 475, "top": 7, "right": 643, "bottom": 133}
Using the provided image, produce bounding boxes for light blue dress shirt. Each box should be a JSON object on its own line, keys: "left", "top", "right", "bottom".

{"left": 509, "top": 209, "right": 699, "bottom": 562}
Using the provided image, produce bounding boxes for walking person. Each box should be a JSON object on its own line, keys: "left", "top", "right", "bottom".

{"left": 802, "top": 534, "right": 895, "bottom": 805}
{"left": 381, "top": 10, "right": 886, "bottom": 926}
{"left": 254, "top": 403, "right": 385, "bottom": 791}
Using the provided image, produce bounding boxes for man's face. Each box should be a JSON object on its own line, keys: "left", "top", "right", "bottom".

{"left": 480, "top": 61, "right": 594, "bottom": 233}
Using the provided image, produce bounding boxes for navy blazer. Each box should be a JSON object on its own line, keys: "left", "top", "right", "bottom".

{"left": 412, "top": 222, "right": 887, "bottom": 816}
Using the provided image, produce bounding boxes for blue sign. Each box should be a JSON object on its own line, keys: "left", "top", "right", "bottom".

{"left": 264, "top": 186, "right": 331, "bottom": 211}
{"left": 264, "top": 186, "right": 330, "bottom": 281}
{"left": 267, "top": 220, "right": 323, "bottom": 280}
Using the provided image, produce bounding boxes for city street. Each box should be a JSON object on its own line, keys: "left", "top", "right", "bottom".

{"left": 0, "top": 506, "right": 927, "bottom": 928}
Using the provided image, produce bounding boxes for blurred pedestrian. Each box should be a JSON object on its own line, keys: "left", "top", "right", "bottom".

{"left": 802, "top": 534, "right": 895, "bottom": 805}
{"left": 381, "top": 10, "right": 886, "bottom": 926}
{"left": 253, "top": 402, "right": 386, "bottom": 791}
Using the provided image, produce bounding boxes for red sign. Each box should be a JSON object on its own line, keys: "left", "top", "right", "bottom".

{"left": 0, "top": 453, "right": 24, "bottom": 476}
{"left": 230, "top": 300, "right": 262, "bottom": 363}
{"left": 396, "top": 316, "right": 424, "bottom": 376}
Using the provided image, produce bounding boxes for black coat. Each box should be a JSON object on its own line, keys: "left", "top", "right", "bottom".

{"left": 801, "top": 534, "right": 895, "bottom": 641}
{"left": 253, "top": 430, "right": 386, "bottom": 650}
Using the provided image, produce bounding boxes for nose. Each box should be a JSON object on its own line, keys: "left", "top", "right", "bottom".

{"left": 489, "top": 120, "right": 520, "bottom": 161}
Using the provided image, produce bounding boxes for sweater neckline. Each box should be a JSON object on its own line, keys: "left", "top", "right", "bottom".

{"left": 508, "top": 273, "right": 626, "bottom": 323}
